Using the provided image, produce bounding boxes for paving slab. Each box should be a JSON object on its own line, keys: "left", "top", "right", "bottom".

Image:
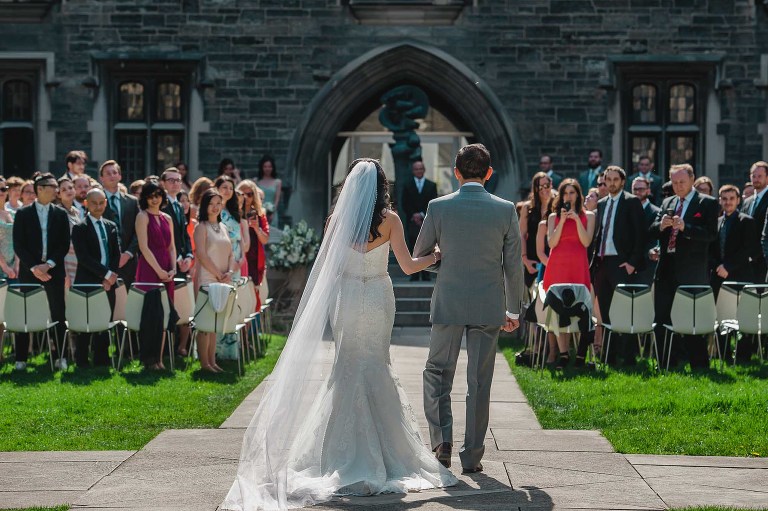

{"left": 627, "top": 453, "right": 768, "bottom": 469}
{"left": 0, "top": 490, "right": 85, "bottom": 510}
{"left": 0, "top": 450, "right": 135, "bottom": 463}
{"left": 493, "top": 429, "right": 614, "bottom": 453}
{"left": 505, "top": 451, "right": 641, "bottom": 479}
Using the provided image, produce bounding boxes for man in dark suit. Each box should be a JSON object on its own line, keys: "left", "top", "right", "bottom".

{"left": 12, "top": 173, "right": 71, "bottom": 371}
{"left": 625, "top": 156, "right": 663, "bottom": 206}
{"left": 71, "top": 188, "right": 121, "bottom": 367}
{"left": 539, "top": 154, "right": 564, "bottom": 190}
{"left": 402, "top": 159, "right": 438, "bottom": 281}
{"left": 160, "top": 167, "right": 194, "bottom": 354}
{"left": 592, "top": 165, "right": 646, "bottom": 364}
{"left": 631, "top": 175, "right": 661, "bottom": 286}
{"left": 577, "top": 149, "right": 603, "bottom": 195}
{"left": 743, "top": 161, "right": 768, "bottom": 282}
{"left": 99, "top": 160, "right": 140, "bottom": 287}
{"left": 650, "top": 164, "right": 719, "bottom": 369}
{"left": 711, "top": 184, "right": 756, "bottom": 298}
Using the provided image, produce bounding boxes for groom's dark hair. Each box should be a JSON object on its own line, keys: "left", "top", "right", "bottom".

{"left": 455, "top": 143, "right": 491, "bottom": 179}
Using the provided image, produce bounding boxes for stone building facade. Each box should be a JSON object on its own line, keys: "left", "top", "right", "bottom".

{"left": 1, "top": 0, "right": 767, "bottom": 226}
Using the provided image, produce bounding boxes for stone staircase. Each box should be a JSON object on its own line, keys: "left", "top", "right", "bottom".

{"left": 390, "top": 258, "right": 433, "bottom": 327}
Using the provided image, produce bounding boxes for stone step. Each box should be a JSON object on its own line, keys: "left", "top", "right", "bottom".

{"left": 394, "top": 311, "right": 432, "bottom": 327}
{"left": 393, "top": 282, "right": 434, "bottom": 299}
{"left": 396, "top": 297, "right": 431, "bottom": 312}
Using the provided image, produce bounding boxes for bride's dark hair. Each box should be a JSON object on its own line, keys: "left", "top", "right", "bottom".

{"left": 345, "top": 158, "right": 390, "bottom": 241}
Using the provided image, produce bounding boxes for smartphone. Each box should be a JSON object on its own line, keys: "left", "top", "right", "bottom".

{"left": 666, "top": 208, "right": 675, "bottom": 217}
{"left": 563, "top": 202, "right": 571, "bottom": 212}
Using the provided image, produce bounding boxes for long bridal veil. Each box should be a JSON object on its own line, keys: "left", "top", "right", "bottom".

{"left": 221, "top": 160, "right": 379, "bottom": 511}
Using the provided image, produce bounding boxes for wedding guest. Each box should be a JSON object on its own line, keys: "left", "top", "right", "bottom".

{"left": 577, "top": 149, "right": 603, "bottom": 195}
{"left": 20, "top": 180, "right": 36, "bottom": 206}
{"left": 257, "top": 155, "right": 282, "bottom": 227}
{"left": 519, "top": 172, "right": 552, "bottom": 289}
{"left": 71, "top": 174, "right": 91, "bottom": 219}
{"left": 135, "top": 180, "right": 176, "bottom": 370}
{"left": 175, "top": 161, "right": 192, "bottom": 192}
{"left": 63, "top": 150, "right": 87, "bottom": 180}
{"left": 0, "top": 177, "right": 18, "bottom": 283}
{"left": 584, "top": 187, "right": 599, "bottom": 212}
{"left": 194, "top": 188, "right": 237, "bottom": 372}
{"left": 218, "top": 157, "right": 242, "bottom": 184}
{"left": 711, "top": 184, "right": 755, "bottom": 298}
{"left": 100, "top": 160, "right": 140, "bottom": 288}
{"left": 189, "top": 176, "right": 214, "bottom": 221}
{"left": 5, "top": 176, "right": 24, "bottom": 214}
{"left": 214, "top": 176, "right": 248, "bottom": 278}
{"left": 12, "top": 173, "right": 70, "bottom": 371}
{"left": 56, "top": 176, "right": 83, "bottom": 287}
{"left": 743, "top": 182, "right": 755, "bottom": 201}
{"left": 71, "top": 188, "right": 120, "bottom": 367}
{"left": 238, "top": 179, "right": 269, "bottom": 308}
{"left": 694, "top": 176, "right": 714, "bottom": 197}
{"left": 178, "top": 189, "right": 196, "bottom": 275}
{"left": 542, "top": 179, "right": 595, "bottom": 369}
{"left": 129, "top": 179, "right": 144, "bottom": 199}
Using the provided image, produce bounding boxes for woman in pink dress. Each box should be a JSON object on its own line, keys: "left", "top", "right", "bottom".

{"left": 135, "top": 180, "right": 176, "bottom": 369}
{"left": 542, "top": 178, "right": 595, "bottom": 366}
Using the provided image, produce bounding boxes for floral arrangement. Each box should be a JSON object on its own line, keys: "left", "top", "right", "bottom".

{"left": 268, "top": 220, "right": 320, "bottom": 271}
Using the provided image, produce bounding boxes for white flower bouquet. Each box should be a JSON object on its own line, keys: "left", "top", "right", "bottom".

{"left": 268, "top": 220, "right": 320, "bottom": 271}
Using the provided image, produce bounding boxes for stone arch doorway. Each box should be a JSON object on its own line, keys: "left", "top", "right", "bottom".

{"left": 286, "top": 41, "right": 524, "bottom": 228}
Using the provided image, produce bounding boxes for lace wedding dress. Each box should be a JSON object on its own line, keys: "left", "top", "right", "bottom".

{"left": 222, "top": 241, "right": 457, "bottom": 510}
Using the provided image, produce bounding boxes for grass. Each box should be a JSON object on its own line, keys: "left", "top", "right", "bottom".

{"left": 498, "top": 334, "right": 768, "bottom": 457}
{"left": 0, "top": 334, "right": 286, "bottom": 451}
{"left": 672, "top": 509, "right": 768, "bottom": 511}
{"left": 7, "top": 508, "right": 69, "bottom": 511}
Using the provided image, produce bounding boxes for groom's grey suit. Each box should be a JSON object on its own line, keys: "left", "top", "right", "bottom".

{"left": 414, "top": 182, "right": 524, "bottom": 469}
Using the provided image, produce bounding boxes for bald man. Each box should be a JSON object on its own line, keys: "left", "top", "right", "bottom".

{"left": 71, "top": 188, "right": 121, "bottom": 367}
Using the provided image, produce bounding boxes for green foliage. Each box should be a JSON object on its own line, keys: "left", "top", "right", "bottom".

{"left": 0, "top": 335, "right": 286, "bottom": 451}
{"left": 268, "top": 220, "right": 320, "bottom": 271}
{"left": 499, "top": 335, "right": 768, "bottom": 457}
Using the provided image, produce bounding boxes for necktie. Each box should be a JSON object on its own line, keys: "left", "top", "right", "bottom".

{"left": 599, "top": 198, "right": 615, "bottom": 258}
{"left": 751, "top": 196, "right": 758, "bottom": 216}
{"left": 667, "top": 198, "right": 685, "bottom": 253}
{"left": 174, "top": 201, "right": 183, "bottom": 225}
{"left": 110, "top": 195, "right": 121, "bottom": 228}
{"left": 96, "top": 220, "right": 108, "bottom": 266}
{"left": 719, "top": 216, "right": 728, "bottom": 259}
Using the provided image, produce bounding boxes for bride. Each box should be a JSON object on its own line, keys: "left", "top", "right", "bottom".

{"left": 221, "top": 159, "right": 457, "bottom": 510}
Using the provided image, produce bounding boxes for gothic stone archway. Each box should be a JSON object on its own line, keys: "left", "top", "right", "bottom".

{"left": 286, "top": 41, "right": 524, "bottom": 229}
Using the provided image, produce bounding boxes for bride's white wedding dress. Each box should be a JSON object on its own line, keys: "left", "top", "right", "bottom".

{"left": 222, "top": 240, "right": 457, "bottom": 510}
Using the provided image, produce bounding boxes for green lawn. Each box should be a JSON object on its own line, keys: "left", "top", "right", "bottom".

{"left": 0, "top": 335, "right": 286, "bottom": 451}
{"left": 499, "top": 335, "right": 768, "bottom": 457}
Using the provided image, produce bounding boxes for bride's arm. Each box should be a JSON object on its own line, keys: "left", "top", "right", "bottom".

{"left": 388, "top": 212, "right": 438, "bottom": 275}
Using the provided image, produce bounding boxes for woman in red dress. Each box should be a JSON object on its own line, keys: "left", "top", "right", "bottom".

{"left": 542, "top": 178, "right": 595, "bottom": 365}
{"left": 238, "top": 180, "right": 270, "bottom": 309}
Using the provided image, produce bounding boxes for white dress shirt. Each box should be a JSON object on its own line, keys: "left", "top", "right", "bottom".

{"left": 678, "top": 188, "right": 697, "bottom": 219}
{"left": 88, "top": 214, "right": 114, "bottom": 281}
{"left": 600, "top": 193, "right": 621, "bottom": 257}
{"left": 34, "top": 200, "right": 54, "bottom": 266}
{"left": 415, "top": 176, "right": 425, "bottom": 194}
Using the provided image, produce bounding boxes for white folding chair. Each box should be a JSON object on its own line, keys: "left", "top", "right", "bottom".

{"left": 714, "top": 281, "right": 750, "bottom": 368}
{"left": 663, "top": 285, "right": 717, "bottom": 372}
{"left": 171, "top": 278, "right": 195, "bottom": 358}
{"left": 533, "top": 282, "right": 589, "bottom": 369}
{"left": 735, "top": 284, "right": 768, "bottom": 364}
{"left": 65, "top": 284, "right": 121, "bottom": 368}
{"left": 0, "top": 279, "right": 8, "bottom": 360}
{"left": 112, "top": 279, "right": 127, "bottom": 323}
{"left": 190, "top": 284, "right": 245, "bottom": 374}
{"left": 118, "top": 282, "right": 171, "bottom": 370}
{"left": 4, "top": 283, "right": 61, "bottom": 370}
{"left": 602, "top": 284, "right": 658, "bottom": 370}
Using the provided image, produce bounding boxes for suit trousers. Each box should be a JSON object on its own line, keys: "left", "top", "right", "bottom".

{"left": 75, "top": 288, "right": 116, "bottom": 367}
{"left": 14, "top": 275, "right": 66, "bottom": 363}
{"left": 593, "top": 256, "right": 639, "bottom": 362}
{"left": 423, "top": 324, "right": 500, "bottom": 469}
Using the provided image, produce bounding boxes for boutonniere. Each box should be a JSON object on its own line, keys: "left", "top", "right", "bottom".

{"left": 694, "top": 212, "right": 702, "bottom": 218}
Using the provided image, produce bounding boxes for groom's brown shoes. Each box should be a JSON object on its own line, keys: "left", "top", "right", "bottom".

{"left": 462, "top": 463, "right": 483, "bottom": 474}
{"left": 434, "top": 442, "right": 452, "bottom": 468}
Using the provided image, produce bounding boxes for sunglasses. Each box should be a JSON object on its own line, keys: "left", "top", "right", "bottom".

{"left": 242, "top": 191, "right": 254, "bottom": 197}
{"left": 598, "top": 182, "right": 607, "bottom": 187}
{"left": 0, "top": 187, "right": 7, "bottom": 193}
{"left": 539, "top": 183, "right": 552, "bottom": 189}
{"left": 148, "top": 192, "right": 164, "bottom": 199}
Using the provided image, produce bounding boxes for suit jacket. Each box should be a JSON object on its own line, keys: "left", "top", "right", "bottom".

{"left": 72, "top": 216, "right": 121, "bottom": 284}
{"left": 593, "top": 191, "right": 646, "bottom": 270}
{"left": 103, "top": 191, "right": 139, "bottom": 257}
{"left": 12, "top": 202, "right": 71, "bottom": 281}
{"left": 625, "top": 172, "right": 663, "bottom": 206}
{"left": 745, "top": 191, "right": 768, "bottom": 264}
{"left": 548, "top": 171, "right": 564, "bottom": 189}
{"left": 413, "top": 184, "right": 525, "bottom": 325}
{"left": 650, "top": 191, "right": 719, "bottom": 285}
{"left": 711, "top": 212, "right": 756, "bottom": 283}
{"left": 577, "top": 166, "right": 602, "bottom": 195}
{"left": 642, "top": 201, "right": 661, "bottom": 252}
{"left": 402, "top": 177, "right": 438, "bottom": 222}
{"left": 162, "top": 199, "right": 193, "bottom": 262}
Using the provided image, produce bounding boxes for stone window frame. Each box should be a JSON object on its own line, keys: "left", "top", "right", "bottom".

{"left": 105, "top": 61, "right": 193, "bottom": 183}
{"left": 620, "top": 66, "right": 709, "bottom": 175}
{"left": 0, "top": 52, "right": 56, "bottom": 178}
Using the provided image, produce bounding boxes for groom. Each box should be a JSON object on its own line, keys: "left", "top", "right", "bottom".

{"left": 414, "top": 143, "right": 524, "bottom": 473}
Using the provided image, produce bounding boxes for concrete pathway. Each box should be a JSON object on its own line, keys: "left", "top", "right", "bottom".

{"left": 2, "top": 327, "right": 767, "bottom": 510}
